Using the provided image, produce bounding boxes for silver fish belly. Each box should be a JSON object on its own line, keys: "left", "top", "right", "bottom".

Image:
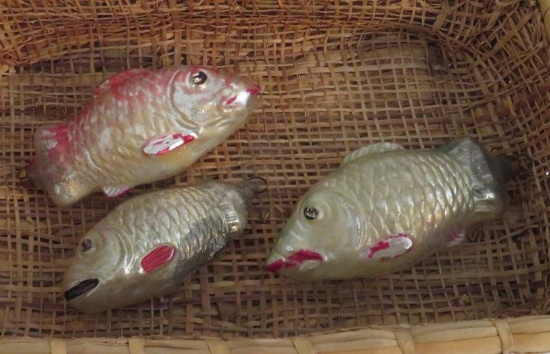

{"left": 62, "top": 179, "right": 263, "bottom": 313}
{"left": 266, "top": 137, "right": 512, "bottom": 280}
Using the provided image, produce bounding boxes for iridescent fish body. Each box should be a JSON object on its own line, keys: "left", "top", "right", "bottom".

{"left": 62, "top": 179, "right": 261, "bottom": 314}
{"left": 266, "top": 137, "right": 512, "bottom": 280}
{"left": 28, "top": 66, "right": 260, "bottom": 206}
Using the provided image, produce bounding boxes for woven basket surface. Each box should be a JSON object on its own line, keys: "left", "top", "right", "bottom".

{"left": 1, "top": 0, "right": 549, "bottom": 340}
{"left": 2, "top": 316, "right": 550, "bottom": 354}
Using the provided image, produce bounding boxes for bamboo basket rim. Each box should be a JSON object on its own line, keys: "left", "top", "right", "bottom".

{"left": 2, "top": 315, "right": 550, "bottom": 353}
{"left": 0, "top": 0, "right": 550, "bottom": 348}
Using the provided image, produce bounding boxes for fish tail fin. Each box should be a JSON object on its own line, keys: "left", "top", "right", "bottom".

{"left": 441, "top": 136, "right": 513, "bottom": 220}
{"left": 489, "top": 155, "right": 515, "bottom": 185}
{"left": 28, "top": 123, "right": 93, "bottom": 206}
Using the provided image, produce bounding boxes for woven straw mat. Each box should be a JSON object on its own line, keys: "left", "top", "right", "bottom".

{"left": 0, "top": 0, "right": 549, "bottom": 338}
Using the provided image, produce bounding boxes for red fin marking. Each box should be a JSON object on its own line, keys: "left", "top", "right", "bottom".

{"left": 287, "top": 249, "right": 324, "bottom": 263}
{"left": 266, "top": 259, "right": 284, "bottom": 273}
{"left": 141, "top": 244, "right": 176, "bottom": 273}
{"left": 142, "top": 132, "right": 197, "bottom": 156}
{"left": 225, "top": 96, "right": 237, "bottom": 105}
{"left": 181, "top": 134, "right": 195, "bottom": 144}
{"left": 367, "top": 240, "right": 390, "bottom": 259}
{"left": 266, "top": 249, "right": 324, "bottom": 274}
{"left": 364, "top": 233, "right": 413, "bottom": 261}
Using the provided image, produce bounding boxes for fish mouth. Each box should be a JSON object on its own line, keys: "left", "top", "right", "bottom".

{"left": 223, "top": 83, "right": 261, "bottom": 108}
{"left": 266, "top": 249, "right": 324, "bottom": 273}
{"left": 64, "top": 278, "right": 99, "bottom": 301}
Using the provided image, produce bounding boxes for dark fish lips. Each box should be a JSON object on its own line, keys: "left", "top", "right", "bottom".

{"left": 64, "top": 278, "right": 99, "bottom": 301}
{"left": 266, "top": 249, "right": 324, "bottom": 273}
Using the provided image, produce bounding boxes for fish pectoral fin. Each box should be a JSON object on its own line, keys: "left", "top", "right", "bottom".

{"left": 342, "top": 142, "right": 405, "bottom": 165}
{"left": 103, "top": 186, "right": 132, "bottom": 197}
{"left": 362, "top": 233, "right": 413, "bottom": 261}
{"left": 141, "top": 244, "right": 176, "bottom": 273}
{"left": 142, "top": 129, "right": 198, "bottom": 156}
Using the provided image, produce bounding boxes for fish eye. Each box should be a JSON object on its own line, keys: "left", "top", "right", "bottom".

{"left": 192, "top": 71, "right": 208, "bottom": 86}
{"left": 303, "top": 206, "right": 319, "bottom": 220}
{"left": 80, "top": 239, "right": 93, "bottom": 253}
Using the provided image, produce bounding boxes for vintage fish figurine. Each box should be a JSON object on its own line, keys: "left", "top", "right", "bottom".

{"left": 266, "top": 137, "right": 513, "bottom": 280}
{"left": 62, "top": 178, "right": 265, "bottom": 314}
{"left": 28, "top": 66, "right": 260, "bottom": 206}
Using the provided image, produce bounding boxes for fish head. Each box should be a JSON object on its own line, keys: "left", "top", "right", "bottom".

{"left": 170, "top": 65, "right": 260, "bottom": 131}
{"left": 62, "top": 223, "right": 180, "bottom": 314}
{"left": 266, "top": 187, "right": 364, "bottom": 280}
{"left": 62, "top": 224, "right": 127, "bottom": 313}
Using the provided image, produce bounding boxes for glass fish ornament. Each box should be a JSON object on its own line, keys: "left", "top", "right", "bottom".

{"left": 62, "top": 178, "right": 266, "bottom": 314}
{"left": 28, "top": 66, "right": 260, "bottom": 206}
{"left": 266, "top": 137, "right": 513, "bottom": 280}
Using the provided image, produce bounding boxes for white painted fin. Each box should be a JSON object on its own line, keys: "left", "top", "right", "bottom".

{"left": 362, "top": 234, "right": 413, "bottom": 261}
{"left": 142, "top": 130, "right": 197, "bottom": 156}
{"left": 103, "top": 186, "right": 131, "bottom": 198}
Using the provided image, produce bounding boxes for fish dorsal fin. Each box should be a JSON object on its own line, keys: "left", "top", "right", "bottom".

{"left": 341, "top": 142, "right": 405, "bottom": 166}
{"left": 93, "top": 68, "right": 149, "bottom": 98}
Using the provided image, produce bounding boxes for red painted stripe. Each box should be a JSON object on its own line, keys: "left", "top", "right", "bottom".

{"left": 287, "top": 249, "right": 324, "bottom": 263}
{"left": 266, "top": 249, "right": 324, "bottom": 274}
{"left": 266, "top": 259, "right": 285, "bottom": 273}
{"left": 141, "top": 244, "right": 175, "bottom": 273}
{"left": 225, "top": 96, "right": 237, "bottom": 105}
{"left": 368, "top": 240, "right": 390, "bottom": 259}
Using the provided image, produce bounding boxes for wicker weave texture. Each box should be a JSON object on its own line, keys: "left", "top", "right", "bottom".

{"left": 0, "top": 0, "right": 549, "bottom": 339}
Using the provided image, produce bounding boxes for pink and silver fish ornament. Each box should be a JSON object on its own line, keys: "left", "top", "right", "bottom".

{"left": 62, "top": 178, "right": 266, "bottom": 314}
{"left": 28, "top": 66, "right": 260, "bottom": 206}
{"left": 266, "top": 137, "right": 513, "bottom": 280}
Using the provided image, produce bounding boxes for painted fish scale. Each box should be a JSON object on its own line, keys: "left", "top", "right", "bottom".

{"left": 37, "top": 69, "right": 177, "bottom": 195}
{"left": 70, "top": 70, "right": 178, "bottom": 187}
{"left": 110, "top": 185, "right": 232, "bottom": 265}
{"left": 173, "top": 187, "right": 229, "bottom": 263}
{"left": 326, "top": 151, "right": 473, "bottom": 251}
